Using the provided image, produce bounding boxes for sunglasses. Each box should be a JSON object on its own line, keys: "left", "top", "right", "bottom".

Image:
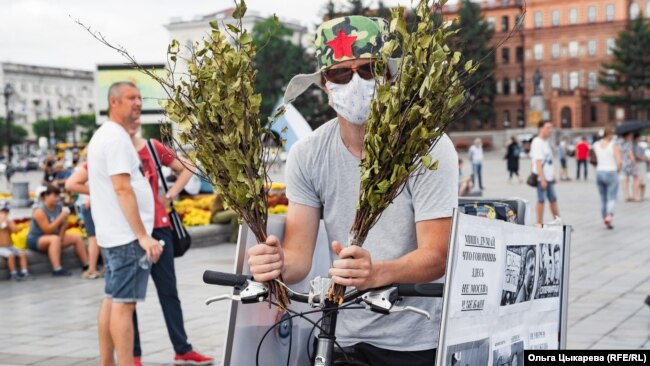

{"left": 322, "top": 63, "right": 376, "bottom": 84}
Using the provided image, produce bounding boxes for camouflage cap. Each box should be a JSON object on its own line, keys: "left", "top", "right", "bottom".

{"left": 314, "top": 16, "right": 389, "bottom": 70}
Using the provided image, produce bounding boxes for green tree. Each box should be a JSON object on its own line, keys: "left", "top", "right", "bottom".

{"left": 76, "top": 113, "right": 98, "bottom": 142}
{"left": 599, "top": 15, "right": 650, "bottom": 120}
{"left": 347, "top": 0, "right": 368, "bottom": 15}
{"left": 0, "top": 118, "right": 28, "bottom": 148}
{"left": 324, "top": 0, "right": 337, "bottom": 20}
{"left": 252, "top": 17, "right": 333, "bottom": 129}
{"left": 32, "top": 117, "right": 73, "bottom": 142}
{"left": 451, "top": 0, "right": 496, "bottom": 130}
{"left": 141, "top": 123, "right": 162, "bottom": 140}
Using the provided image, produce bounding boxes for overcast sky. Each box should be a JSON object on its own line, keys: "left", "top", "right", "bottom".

{"left": 0, "top": 0, "right": 460, "bottom": 71}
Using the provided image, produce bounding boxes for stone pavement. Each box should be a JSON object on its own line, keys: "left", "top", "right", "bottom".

{"left": 0, "top": 152, "right": 648, "bottom": 365}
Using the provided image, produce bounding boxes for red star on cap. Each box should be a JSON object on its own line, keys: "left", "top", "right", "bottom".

{"left": 327, "top": 29, "right": 357, "bottom": 59}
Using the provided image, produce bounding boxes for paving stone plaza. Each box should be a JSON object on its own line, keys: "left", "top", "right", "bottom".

{"left": 0, "top": 152, "right": 648, "bottom": 365}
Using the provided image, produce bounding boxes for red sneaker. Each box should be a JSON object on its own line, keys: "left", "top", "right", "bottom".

{"left": 134, "top": 356, "right": 143, "bottom": 366}
{"left": 174, "top": 350, "right": 214, "bottom": 365}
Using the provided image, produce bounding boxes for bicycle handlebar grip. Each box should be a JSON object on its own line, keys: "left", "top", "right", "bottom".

{"left": 203, "top": 270, "right": 249, "bottom": 287}
{"left": 397, "top": 283, "right": 444, "bottom": 297}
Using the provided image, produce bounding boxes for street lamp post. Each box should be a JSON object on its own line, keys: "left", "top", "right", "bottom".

{"left": 46, "top": 101, "right": 55, "bottom": 152}
{"left": 3, "top": 83, "right": 14, "bottom": 166}
{"left": 70, "top": 106, "right": 77, "bottom": 148}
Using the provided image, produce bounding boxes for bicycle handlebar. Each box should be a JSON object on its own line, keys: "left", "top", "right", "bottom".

{"left": 202, "top": 270, "right": 443, "bottom": 303}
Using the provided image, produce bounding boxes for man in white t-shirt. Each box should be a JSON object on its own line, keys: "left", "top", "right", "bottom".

{"left": 87, "top": 81, "right": 163, "bottom": 366}
{"left": 530, "top": 121, "right": 560, "bottom": 225}
{"left": 468, "top": 138, "right": 484, "bottom": 189}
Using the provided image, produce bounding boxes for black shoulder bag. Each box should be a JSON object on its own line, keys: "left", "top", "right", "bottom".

{"left": 146, "top": 139, "right": 192, "bottom": 257}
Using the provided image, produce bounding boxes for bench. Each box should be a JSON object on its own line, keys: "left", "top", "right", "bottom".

{"left": 0, "top": 224, "right": 232, "bottom": 280}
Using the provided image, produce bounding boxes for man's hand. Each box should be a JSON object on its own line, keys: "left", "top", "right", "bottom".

{"left": 330, "top": 241, "right": 374, "bottom": 290}
{"left": 540, "top": 179, "right": 548, "bottom": 190}
{"left": 160, "top": 194, "right": 172, "bottom": 209}
{"left": 60, "top": 206, "right": 71, "bottom": 220}
{"left": 247, "top": 235, "right": 284, "bottom": 282}
{"left": 139, "top": 235, "right": 163, "bottom": 263}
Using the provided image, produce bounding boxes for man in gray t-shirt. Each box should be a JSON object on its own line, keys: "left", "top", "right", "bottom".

{"left": 248, "top": 16, "right": 458, "bottom": 366}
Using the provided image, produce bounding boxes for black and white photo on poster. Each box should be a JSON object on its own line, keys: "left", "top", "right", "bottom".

{"left": 446, "top": 338, "right": 490, "bottom": 366}
{"left": 534, "top": 243, "right": 561, "bottom": 299}
{"left": 492, "top": 333, "right": 525, "bottom": 366}
{"left": 500, "top": 245, "right": 536, "bottom": 306}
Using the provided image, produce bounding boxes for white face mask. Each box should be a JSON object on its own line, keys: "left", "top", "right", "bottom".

{"left": 326, "top": 73, "right": 377, "bottom": 125}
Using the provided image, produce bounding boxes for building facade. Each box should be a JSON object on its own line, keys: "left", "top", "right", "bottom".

{"left": 165, "top": 8, "right": 309, "bottom": 58}
{"left": 0, "top": 63, "right": 95, "bottom": 139}
{"left": 444, "top": 0, "right": 650, "bottom": 131}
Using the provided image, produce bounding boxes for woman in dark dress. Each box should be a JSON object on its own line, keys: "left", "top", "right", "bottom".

{"left": 505, "top": 136, "right": 521, "bottom": 183}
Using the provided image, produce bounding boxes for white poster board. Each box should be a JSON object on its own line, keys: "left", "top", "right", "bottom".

{"left": 222, "top": 215, "right": 332, "bottom": 366}
{"left": 437, "top": 212, "right": 570, "bottom": 366}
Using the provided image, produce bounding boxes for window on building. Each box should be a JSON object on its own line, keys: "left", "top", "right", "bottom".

{"left": 503, "top": 78, "right": 511, "bottom": 95}
{"left": 33, "top": 84, "right": 40, "bottom": 93}
{"left": 88, "top": 103, "right": 94, "bottom": 112}
{"left": 44, "top": 85, "right": 51, "bottom": 94}
{"left": 568, "top": 41, "right": 579, "bottom": 57}
{"left": 496, "top": 80, "right": 502, "bottom": 94}
{"left": 502, "top": 16, "right": 509, "bottom": 32}
{"left": 487, "top": 17, "right": 496, "bottom": 30}
{"left": 587, "top": 6, "right": 597, "bottom": 22}
{"left": 569, "top": 72, "right": 580, "bottom": 90}
{"left": 502, "top": 48, "right": 510, "bottom": 64}
{"left": 516, "top": 76, "right": 524, "bottom": 95}
{"left": 591, "top": 105, "right": 598, "bottom": 122}
{"left": 533, "top": 44, "right": 544, "bottom": 60}
{"left": 515, "top": 14, "right": 524, "bottom": 29}
{"left": 516, "top": 109, "right": 524, "bottom": 126}
{"left": 588, "top": 72, "right": 597, "bottom": 90}
{"left": 569, "top": 8, "right": 578, "bottom": 24}
{"left": 608, "top": 104, "right": 615, "bottom": 120}
{"left": 503, "top": 110, "right": 511, "bottom": 127}
{"left": 516, "top": 47, "right": 524, "bottom": 63}
{"left": 551, "top": 73, "right": 561, "bottom": 88}
{"left": 588, "top": 40, "right": 597, "bottom": 56}
{"left": 534, "top": 11, "right": 543, "bottom": 28}
{"left": 20, "top": 83, "right": 28, "bottom": 93}
{"left": 606, "top": 38, "right": 615, "bottom": 55}
{"left": 606, "top": 68, "right": 616, "bottom": 83}
{"left": 606, "top": 4, "right": 615, "bottom": 21}
{"left": 552, "top": 10, "right": 560, "bottom": 26}
{"left": 552, "top": 43, "right": 561, "bottom": 59}
{"left": 630, "top": 3, "right": 640, "bottom": 19}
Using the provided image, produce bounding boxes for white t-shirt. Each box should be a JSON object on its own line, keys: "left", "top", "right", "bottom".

{"left": 285, "top": 118, "right": 458, "bottom": 351}
{"left": 87, "top": 121, "right": 154, "bottom": 248}
{"left": 468, "top": 145, "right": 483, "bottom": 164}
{"left": 530, "top": 136, "right": 555, "bottom": 182}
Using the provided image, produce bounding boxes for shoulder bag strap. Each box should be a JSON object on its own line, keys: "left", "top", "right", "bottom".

{"left": 145, "top": 139, "right": 175, "bottom": 210}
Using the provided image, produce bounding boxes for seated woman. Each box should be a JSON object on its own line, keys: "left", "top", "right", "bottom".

{"left": 458, "top": 158, "right": 473, "bottom": 196}
{"left": 210, "top": 193, "right": 239, "bottom": 243}
{"left": 26, "top": 185, "right": 88, "bottom": 276}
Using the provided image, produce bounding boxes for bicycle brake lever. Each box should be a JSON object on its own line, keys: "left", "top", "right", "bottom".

{"left": 390, "top": 305, "right": 430, "bottom": 320}
{"left": 205, "top": 294, "right": 240, "bottom": 305}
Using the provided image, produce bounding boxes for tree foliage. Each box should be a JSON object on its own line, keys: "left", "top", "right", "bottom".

{"left": 599, "top": 15, "right": 650, "bottom": 119}
{"left": 450, "top": 0, "right": 496, "bottom": 130}
{"left": 252, "top": 17, "right": 334, "bottom": 129}
{"left": 32, "top": 113, "right": 96, "bottom": 143}
{"left": 0, "top": 118, "right": 28, "bottom": 148}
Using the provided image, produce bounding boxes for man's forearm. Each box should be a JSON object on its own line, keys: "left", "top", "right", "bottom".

{"left": 372, "top": 247, "right": 446, "bottom": 288}
{"left": 115, "top": 188, "right": 148, "bottom": 239}
{"left": 535, "top": 161, "right": 545, "bottom": 182}
{"left": 281, "top": 248, "right": 314, "bottom": 285}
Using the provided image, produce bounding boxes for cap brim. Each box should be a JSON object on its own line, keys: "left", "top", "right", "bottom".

{"left": 283, "top": 72, "right": 322, "bottom": 105}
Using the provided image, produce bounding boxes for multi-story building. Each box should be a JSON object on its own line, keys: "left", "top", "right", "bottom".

{"left": 444, "top": 0, "right": 649, "bottom": 132}
{"left": 166, "top": 8, "right": 309, "bottom": 57}
{"left": 0, "top": 62, "right": 95, "bottom": 139}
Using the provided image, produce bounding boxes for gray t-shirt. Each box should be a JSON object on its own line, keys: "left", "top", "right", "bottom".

{"left": 285, "top": 118, "right": 458, "bottom": 351}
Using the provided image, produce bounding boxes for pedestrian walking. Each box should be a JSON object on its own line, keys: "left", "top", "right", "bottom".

{"left": 593, "top": 127, "right": 622, "bottom": 229}
{"left": 575, "top": 137, "right": 590, "bottom": 180}
{"left": 633, "top": 134, "right": 647, "bottom": 200}
{"left": 87, "top": 81, "right": 162, "bottom": 366}
{"left": 469, "top": 138, "right": 484, "bottom": 189}
{"left": 530, "top": 121, "right": 560, "bottom": 225}
{"left": 558, "top": 136, "right": 570, "bottom": 181}
{"left": 505, "top": 136, "right": 521, "bottom": 183}
{"left": 620, "top": 132, "right": 641, "bottom": 202}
